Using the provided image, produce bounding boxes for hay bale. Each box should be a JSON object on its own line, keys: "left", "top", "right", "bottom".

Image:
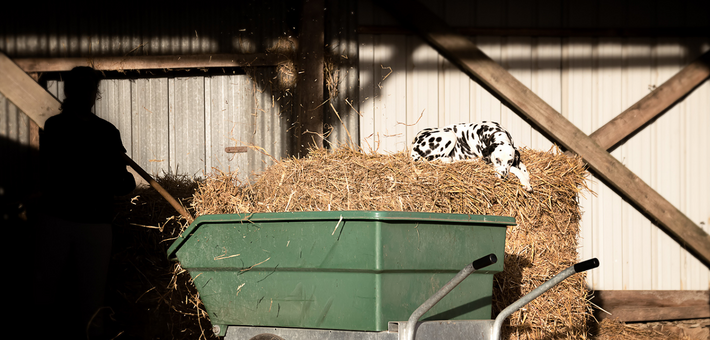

{"left": 190, "top": 146, "right": 592, "bottom": 339}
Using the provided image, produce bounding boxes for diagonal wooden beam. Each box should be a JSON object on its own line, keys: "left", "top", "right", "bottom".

{"left": 588, "top": 50, "right": 710, "bottom": 153}
{"left": 379, "top": 0, "right": 710, "bottom": 266}
{"left": 0, "top": 52, "right": 193, "bottom": 223}
{"left": 0, "top": 55, "right": 61, "bottom": 128}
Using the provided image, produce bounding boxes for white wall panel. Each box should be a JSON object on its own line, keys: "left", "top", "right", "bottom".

{"left": 622, "top": 39, "right": 654, "bottom": 290}
{"left": 653, "top": 41, "right": 684, "bottom": 290}
{"left": 594, "top": 38, "right": 625, "bottom": 290}
{"left": 474, "top": 37, "right": 504, "bottom": 123}
{"left": 358, "top": 33, "right": 710, "bottom": 290}
{"left": 530, "top": 38, "right": 560, "bottom": 152}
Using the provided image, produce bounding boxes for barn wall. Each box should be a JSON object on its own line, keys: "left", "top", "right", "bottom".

{"left": 0, "top": 2, "right": 299, "bottom": 57}
{"left": 38, "top": 71, "right": 292, "bottom": 182}
{"left": 1, "top": 0, "right": 708, "bottom": 291}
{"left": 0, "top": 1, "right": 302, "bottom": 185}
{"left": 358, "top": 0, "right": 710, "bottom": 290}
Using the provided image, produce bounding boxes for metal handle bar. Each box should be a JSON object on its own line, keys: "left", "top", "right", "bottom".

{"left": 401, "top": 253, "right": 498, "bottom": 340}
{"left": 490, "top": 258, "right": 599, "bottom": 340}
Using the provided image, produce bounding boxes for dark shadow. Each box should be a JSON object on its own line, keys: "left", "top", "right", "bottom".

{"left": 106, "top": 177, "right": 213, "bottom": 340}
{"left": 490, "top": 253, "right": 532, "bottom": 319}
{"left": 1, "top": 134, "right": 40, "bottom": 336}
{"left": 422, "top": 296, "right": 492, "bottom": 321}
{"left": 412, "top": 253, "right": 532, "bottom": 323}
{"left": 0, "top": 134, "right": 40, "bottom": 230}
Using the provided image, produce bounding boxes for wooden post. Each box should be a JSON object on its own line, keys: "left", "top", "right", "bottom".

{"left": 378, "top": 0, "right": 710, "bottom": 267}
{"left": 295, "top": 0, "right": 325, "bottom": 156}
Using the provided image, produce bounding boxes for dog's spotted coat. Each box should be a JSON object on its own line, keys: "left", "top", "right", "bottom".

{"left": 411, "top": 121, "right": 532, "bottom": 192}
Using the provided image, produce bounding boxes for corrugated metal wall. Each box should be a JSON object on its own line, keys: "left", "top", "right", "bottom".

{"left": 1, "top": 1, "right": 300, "bottom": 183}
{"left": 358, "top": 0, "right": 710, "bottom": 290}
{"left": 39, "top": 71, "right": 292, "bottom": 182}
{"left": 0, "top": 1, "right": 360, "bottom": 181}
{"left": 0, "top": 2, "right": 299, "bottom": 57}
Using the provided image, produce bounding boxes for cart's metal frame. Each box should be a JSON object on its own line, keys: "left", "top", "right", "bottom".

{"left": 223, "top": 255, "right": 599, "bottom": 340}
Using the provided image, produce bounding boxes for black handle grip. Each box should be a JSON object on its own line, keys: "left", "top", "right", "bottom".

{"left": 573, "top": 258, "right": 599, "bottom": 273}
{"left": 472, "top": 253, "right": 498, "bottom": 270}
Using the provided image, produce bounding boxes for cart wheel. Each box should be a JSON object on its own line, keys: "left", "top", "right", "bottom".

{"left": 249, "top": 334, "right": 285, "bottom": 340}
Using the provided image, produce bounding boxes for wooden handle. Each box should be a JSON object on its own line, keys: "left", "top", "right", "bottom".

{"left": 122, "top": 154, "right": 194, "bottom": 223}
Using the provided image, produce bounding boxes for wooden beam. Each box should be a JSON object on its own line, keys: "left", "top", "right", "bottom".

{"left": 0, "top": 54, "right": 61, "bottom": 128}
{"left": 28, "top": 73, "right": 42, "bottom": 150}
{"left": 12, "top": 53, "right": 288, "bottom": 73}
{"left": 0, "top": 52, "right": 193, "bottom": 223}
{"left": 379, "top": 0, "right": 710, "bottom": 266}
{"left": 295, "top": 0, "right": 325, "bottom": 155}
{"left": 588, "top": 50, "right": 710, "bottom": 152}
{"left": 593, "top": 290, "right": 710, "bottom": 322}
{"left": 358, "top": 26, "right": 710, "bottom": 38}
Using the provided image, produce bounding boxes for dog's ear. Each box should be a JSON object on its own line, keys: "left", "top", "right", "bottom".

{"left": 512, "top": 149, "right": 521, "bottom": 167}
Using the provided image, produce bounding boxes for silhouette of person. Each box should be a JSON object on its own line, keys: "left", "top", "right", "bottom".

{"left": 32, "top": 66, "right": 135, "bottom": 338}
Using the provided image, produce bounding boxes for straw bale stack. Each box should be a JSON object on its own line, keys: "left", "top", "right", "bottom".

{"left": 190, "top": 146, "right": 593, "bottom": 339}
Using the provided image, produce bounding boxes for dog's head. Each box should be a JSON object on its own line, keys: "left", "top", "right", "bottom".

{"left": 490, "top": 144, "right": 518, "bottom": 178}
{"left": 483, "top": 131, "right": 518, "bottom": 178}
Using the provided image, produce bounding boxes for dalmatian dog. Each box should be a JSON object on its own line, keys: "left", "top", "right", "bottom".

{"left": 411, "top": 121, "right": 533, "bottom": 192}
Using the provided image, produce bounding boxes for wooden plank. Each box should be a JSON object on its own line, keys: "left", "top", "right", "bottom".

{"left": 594, "top": 290, "right": 710, "bottom": 307}
{"left": 0, "top": 53, "right": 61, "bottom": 128}
{"left": 588, "top": 50, "right": 710, "bottom": 152}
{"left": 28, "top": 73, "right": 42, "bottom": 150}
{"left": 593, "top": 290, "right": 710, "bottom": 322}
{"left": 295, "top": 0, "right": 325, "bottom": 155}
{"left": 13, "top": 53, "right": 288, "bottom": 73}
{"left": 601, "top": 306, "right": 710, "bottom": 322}
{"left": 358, "top": 26, "right": 710, "bottom": 37}
{"left": 378, "top": 0, "right": 710, "bottom": 266}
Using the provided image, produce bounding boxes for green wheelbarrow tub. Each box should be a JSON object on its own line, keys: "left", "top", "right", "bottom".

{"left": 167, "top": 211, "right": 514, "bottom": 336}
